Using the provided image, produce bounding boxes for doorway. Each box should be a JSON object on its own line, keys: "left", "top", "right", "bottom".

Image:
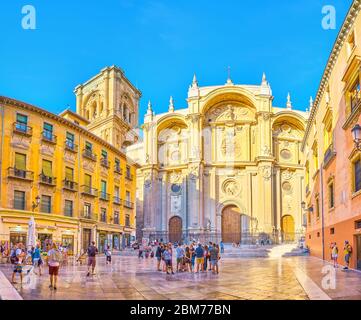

{"left": 221, "top": 205, "right": 241, "bottom": 243}
{"left": 169, "top": 216, "right": 182, "bottom": 243}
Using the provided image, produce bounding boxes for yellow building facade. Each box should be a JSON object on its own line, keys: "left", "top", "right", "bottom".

{"left": 128, "top": 75, "right": 308, "bottom": 243}
{"left": 0, "top": 66, "right": 138, "bottom": 254}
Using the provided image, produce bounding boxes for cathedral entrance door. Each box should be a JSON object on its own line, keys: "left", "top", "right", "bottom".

{"left": 222, "top": 206, "right": 241, "bottom": 243}
{"left": 169, "top": 216, "right": 182, "bottom": 243}
{"left": 281, "top": 215, "right": 295, "bottom": 242}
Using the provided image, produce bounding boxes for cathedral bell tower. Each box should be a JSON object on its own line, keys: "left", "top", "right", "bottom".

{"left": 74, "top": 66, "right": 141, "bottom": 149}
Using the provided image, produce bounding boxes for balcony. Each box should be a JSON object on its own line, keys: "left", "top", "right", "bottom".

{"left": 81, "top": 185, "right": 98, "bottom": 197}
{"left": 64, "top": 140, "right": 78, "bottom": 153}
{"left": 100, "top": 158, "right": 110, "bottom": 168}
{"left": 41, "top": 131, "right": 57, "bottom": 144}
{"left": 99, "top": 191, "right": 110, "bottom": 201}
{"left": 39, "top": 174, "right": 57, "bottom": 186}
{"left": 125, "top": 173, "right": 134, "bottom": 181}
{"left": 13, "top": 122, "right": 32, "bottom": 137}
{"left": 81, "top": 212, "right": 95, "bottom": 220}
{"left": 113, "top": 196, "right": 122, "bottom": 205}
{"left": 123, "top": 200, "right": 134, "bottom": 209}
{"left": 8, "top": 167, "right": 34, "bottom": 181}
{"left": 62, "top": 179, "right": 78, "bottom": 192}
{"left": 323, "top": 144, "right": 336, "bottom": 169}
{"left": 113, "top": 216, "right": 120, "bottom": 225}
{"left": 100, "top": 213, "right": 107, "bottom": 223}
{"left": 114, "top": 165, "right": 122, "bottom": 175}
{"left": 83, "top": 149, "right": 97, "bottom": 161}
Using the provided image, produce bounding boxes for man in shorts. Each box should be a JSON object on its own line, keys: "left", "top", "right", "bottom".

{"left": 11, "top": 243, "right": 25, "bottom": 284}
{"left": 209, "top": 244, "right": 219, "bottom": 274}
{"left": 343, "top": 240, "right": 352, "bottom": 270}
{"left": 195, "top": 243, "right": 204, "bottom": 273}
{"left": 175, "top": 243, "right": 185, "bottom": 272}
{"left": 87, "top": 241, "right": 98, "bottom": 276}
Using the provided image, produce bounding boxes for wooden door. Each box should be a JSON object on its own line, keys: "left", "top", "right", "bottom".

{"left": 281, "top": 215, "right": 295, "bottom": 242}
{"left": 222, "top": 206, "right": 241, "bottom": 243}
{"left": 169, "top": 216, "right": 182, "bottom": 243}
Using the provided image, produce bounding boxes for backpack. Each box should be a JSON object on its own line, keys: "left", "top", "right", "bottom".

{"left": 50, "top": 250, "right": 62, "bottom": 263}
{"left": 87, "top": 245, "right": 97, "bottom": 257}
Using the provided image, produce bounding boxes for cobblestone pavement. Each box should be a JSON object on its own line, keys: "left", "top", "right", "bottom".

{"left": 0, "top": 255, "right": 360, "bottom": 300}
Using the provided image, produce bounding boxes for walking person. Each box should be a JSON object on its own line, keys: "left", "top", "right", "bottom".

{"left": 32, "top": 244, "right": 42, "bottom": 276}
{"left": 195, "top": 243, "right": 204, "bottom": 273}
{"left": 105, "top": 245, "right": 112, "bottom": 265}
{"left": 11, "top": 243, "right": 25, "bottom": 285}
{"left": 343, "top": 241, "right": 352, "bottom": 270}
{"left": 87, "top": 241, "right": 98, "bottom": 276}
{"left": 47, "top": 243, "right": 62, "bottom": 290}
{"left": 209, "top": 243, "right": 219, "bottom": 274}
{"left": 175, "top": 243, "right": 184, "bottom": 272}
{"left": 184, "top": 246, "right": 192, "bottom": 272}
{"left": 155, "top": 243, "right": 162, "bottom": 271}
{"left": 162, "top": 244, "right": 174, "bottom": 275}
{"left": 220, "top": 241, "right": 224, "bottom": 254}
{"left": 331, "top": 242, "right": 339, "bottom": 268}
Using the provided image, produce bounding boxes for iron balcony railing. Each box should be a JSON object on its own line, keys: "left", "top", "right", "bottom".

{"left": 13, "top": 122, "right": 33, "bottom": 136}
{"left": 81, "top": 212, "right": 94, "bottom": 220}
{"left": 323, "top": 143, "right": 336, "bottom": 168}
{"left": 114, "top": 165, "right": 122, "bottom": 175}
{"left": 125, "top": 173, "right": 134, "bottom": 181}
{"left": 64, "top": 140, "right": 78, "bottom": 152}
{"left": 114, "top": 216, "right": 120, "bottom": 225}
{"left": 100, "top": 213, "right": 107, "bottom": 223}
{"left": 39, "top": 173, "right": 57, "bottom": 186}
{"left": 62, "top": 179, "right": 78, "bottom": 192}
{"left": 81, "top": 185, "right": 98, "bottom": 197}
{"left": 113, "top": 196, "right": 122, "bottom": 205}
{"left": 123, "top": 200, "right": 134, "bottom": 209}
{"left": 83, "top": 149, "right": 97, "bottom": 161}
{"left": 42, "top": 130, "right": 57, "bottom": 144}
{"left": 100, "top": 158, "right": 110, "bottom": 168}
{"left": 8, "top": 167, "right": 34, "bottom": 181}
{"left": 99, "top": 191, "right": 110, "bottom": 201}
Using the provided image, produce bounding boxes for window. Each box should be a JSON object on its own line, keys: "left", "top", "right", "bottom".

{"left": 114, "top": 186, "right": 120, "bottom": 198}
{"left": 305, "top": 161, "right": 310, "bottom": 187}
{"left": 125, "top": 214, "right": 130, "bottom": 227}
{"left": 16, "top": 113, "right": 28, "bottom": 132}
{"left": 42, "top": 160, "right": 52, "bottom": 177}
{"left": 14, "top": 191, "right": 25, "bottom": 210}
{"left": 14, "top": 153, "right": 26, "bottom": 178}
{"left": 100, "top": 208, "right": 107, "bottom": 223}
{"left": 355, "top": 220, "right": 361, "bottom": 229}
{"left": 115, "top": 158, "right": 121, "bottom": 173}
{"left": 84, "top": 174, "right": 91, "bottom": 187}
{"left": 84, "top": 203, "right": 91, "bottom": 219}
{"left": 41, "top": 195, "right": 51, "bottom": 213}
{"left": 328, "top": 182, "right": 335, "bottom": 209}
{"left": 43, "top": 123, "right": 53, "bottom": 140}
{"left": 323, "top": 122, "right": 333, "bottom": 152}
{"left": 330, "top": 228, "right": 335, "bottom": 235}
{"left": 126, "top": 166, "right": 131, "bottom": 179}
{"left": 128, "top": 112, "right": 132, "bottom": 124}
{"left": 312, "top": 144, "right": 319, "bottom": 172}
{"left": 65, "top": 167, "right": 74, "bottom": 181}
{"left": 315, "top": 197, "right": 320, "bottom": 219}
{"left": 350, "top": 79, "right": 360, "bottom": 113}
{"left": 114, "top": 211, "right": 119, "bottom": 224}
{"left": 85, "top": 141, "right": 93, "bottom": 151}
{"left": 101, "top": 180, "right": 107, "bottom": 193}
{"left": 64, "top": 200, "right": 73, "bottom": 217}
{"left": 101, "top": 150, "right": 108, "bottom": 160}
{"left": 126, "top": 190, "right": 131, "bottom": 202}
{"left": 354, "top": 158, "right": 361, "bottom": 193}
{"left": 317, "top": 232, "right": 320, "bottom": 238}
{"left": 66, "top": 132, "right": 75, "bottom": 149}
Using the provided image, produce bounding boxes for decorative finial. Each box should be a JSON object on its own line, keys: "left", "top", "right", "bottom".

{"left": 169, "top": 96, "right": 174, "bottom": 112}
{"left": 309, "top": 96, "right": 313, "bottom": 109}
{"left": 191, "top": 74, "right": 198, "bottom": 88}
{"left": 226, "top": 66, "right": 233, "bottom": 85}
{"left": 286, "top": 92, "right": 292, "bottom": 109}
{"left": 147, "top": 100, "right": 153, "bottom": 115}
{"left": 262, "top": 72, "right": 267, "bottom": 84}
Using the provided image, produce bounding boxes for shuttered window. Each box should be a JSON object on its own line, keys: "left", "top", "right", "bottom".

{"left": 16, "top": 114, "right": 28, "bottom": 125}
{"left": 65, "top": 167, "right": 74, "bottom": 181}
{"left": 42, "top": 160, "right": 52, "bottom": 177}
{"left": 41, "top": 195, "right": 51, "bottom": 213}
{"left": 64, "top": 200, "right": 73, "bottom": 217}
{"left": 15, "top": 153, "right": 26, "bottom": 170}
{"left": 355, "top": 159, "right": 361, "bottom": 193}
{"left": 14, "top": 191, "right": 25, "bottom": 210}
{"left": 101, "top": 180, "right": 107, "bottom": 193}
{"left": 84, "top": 174, "right": 91, "bottom": 187}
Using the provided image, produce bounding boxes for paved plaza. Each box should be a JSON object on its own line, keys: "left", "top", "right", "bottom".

{"left": 1, "top": 254, "right": 361, "bottom": 300}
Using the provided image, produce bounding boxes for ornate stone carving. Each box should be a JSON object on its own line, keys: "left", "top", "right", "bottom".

{"left": 282, "top": 169, "right": 294, "bottom": 181}
{"left": 41, "top": 144, "right": 55, "bottom": 156}
{"left": 189, "top": 165, "right": 199, "bottom": 180}
{"left": 262, "top": 145, "right": 272, "bottom": 156}
{"left": 11, "top": 135, "right": 31, "bottom": 150}
{"left": 207, "top": 104, "right": 250, "bottom": 123}
{"left": 64, "top": 151, "right": 76, "bottom": 164}
{"left": 222, "top": 179, "right": 241, "bottom": 196}
{"left": 170, "top": 171, "right": 182, "bottom": 184}
{"left": 259, "top": 166, "right": 272, "bottom": 180}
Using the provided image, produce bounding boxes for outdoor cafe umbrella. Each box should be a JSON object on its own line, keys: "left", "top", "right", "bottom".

{"left": 27, "top": 216, "right": 36, "bottom": 250}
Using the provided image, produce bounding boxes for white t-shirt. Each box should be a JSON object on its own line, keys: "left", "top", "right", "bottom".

{"left": 15, "top": 248, "right": 23, "bottom": 264}
{"left": 48, "top": 249, "right": 61, "bottom": 267}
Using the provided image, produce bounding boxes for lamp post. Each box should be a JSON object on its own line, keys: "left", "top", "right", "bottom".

{"left": 31, "top": 195, "right": 41, "bottom": 212}
{"left": 352, "top": 124, "right": 361, "bottom": 151}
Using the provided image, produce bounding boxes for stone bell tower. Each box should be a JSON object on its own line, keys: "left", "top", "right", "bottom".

{"left": 74, "top": 65, "right": 142, "bottom": 149}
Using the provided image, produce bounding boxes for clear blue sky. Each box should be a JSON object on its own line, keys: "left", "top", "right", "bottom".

{"left": 0, "top": 0, "right": 352, "bottom": 124}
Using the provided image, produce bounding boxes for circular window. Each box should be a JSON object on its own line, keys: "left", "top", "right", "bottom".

{"left": 280, "top": 149, "right": 292, "bottom": 160}
{"left": 171, "top": 184, "right": 182, "bottom": 194}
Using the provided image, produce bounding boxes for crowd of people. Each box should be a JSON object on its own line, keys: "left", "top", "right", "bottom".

{"left": 330, "top": 240, "right": 353, "bottom": 270}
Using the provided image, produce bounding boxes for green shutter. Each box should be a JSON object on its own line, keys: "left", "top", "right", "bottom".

{"left": 15, "top": 153, "right": 26, "bottom": 170}
{"left": 65, "top": 167, "right": 73, "bottom": 181}
{"left": 84, "top": 174, "right": 91, "bottom": 187}
{"left": 42, "top": 160, "right": 52, "bottom": 177}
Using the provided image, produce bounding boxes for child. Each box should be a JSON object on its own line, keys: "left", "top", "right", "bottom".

{"left": 105, "top": 245, "right": 112, "bottom": 264}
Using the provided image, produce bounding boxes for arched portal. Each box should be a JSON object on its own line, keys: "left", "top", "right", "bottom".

{"left": 281, "top": 215, "right": 295, "bottom": 242}
{"left": 169, "top": 216, "right": 182, "bottom": 243}
{"left": 221, "top": 205, "right": 242, "bottom": 243}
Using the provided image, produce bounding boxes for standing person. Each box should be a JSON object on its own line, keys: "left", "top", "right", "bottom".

{"left": 86, "top": 241, "right": 98, "bottom": 276}
{"left": 331, "top": 242, "right": 339, "bottom": 268}
{"left": 47, "top": 243, "right": 62, "bottom": 290}
{"left": 11, "top": 243, "right": 25, "bottom": 284}
{"left": 220, "top": 241, "right": 224, "bottom": 254}
{"left": 162, "top": 244, "right": 174, "bottom": 275}
{"left": 175, "top": 243, "right": 185, "bottom": 272}
{"left": 105, "top": 245, "right": 112, "bottom": 265}
{"left": 190, "top": 244, "right": 196, "bottom": 271}
{"left": 195, "top": 243, "right": 204, "bottom": 273}
{"left": 203, "top": 245, "right": 209, "bottom": 272}
{"left": 155, "top": 243, "right": 162, "bottom": 271}
{"left": 209, "top": 244, "right": 219, "bottom": 274}
{"left": 184, "top": 246, "right": 192, "bottom": 272}
{"left": 138, "top": 244, "right": 144, "bottom": 259}
{"left": 343, "top": 241, "right": 352, "bottom": 270}
{"left": 32, "top": 244, "right": 42, "bottom": 276}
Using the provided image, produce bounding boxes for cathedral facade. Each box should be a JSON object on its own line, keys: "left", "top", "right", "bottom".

{"left": 128, "top": 75, "right": 309, "bottom": 244}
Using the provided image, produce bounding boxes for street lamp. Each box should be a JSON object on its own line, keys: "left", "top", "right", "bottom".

{"left": 351, "top": 124, "right": 361, "bottom": 151}
{"left": 32, "top": 195, "right": 41, "bottom": 212}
